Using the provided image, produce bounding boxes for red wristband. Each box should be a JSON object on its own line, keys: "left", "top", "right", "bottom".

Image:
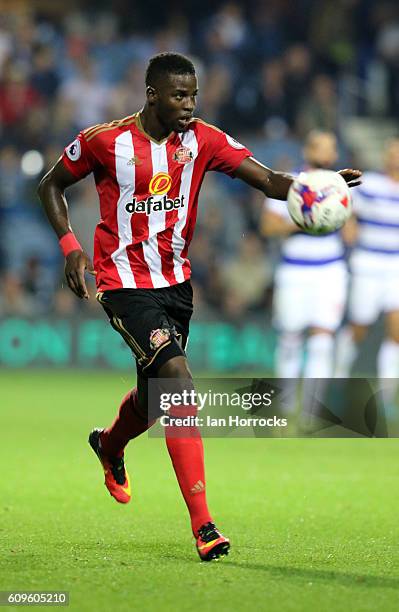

{"left": 59, "top": 232, "right": 83, "bottom": 257}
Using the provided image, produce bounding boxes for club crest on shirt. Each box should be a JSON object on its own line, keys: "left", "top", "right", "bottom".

{"left": 149, "top": 328, "right": 171, "bottom": 350}
{"left": 66, "top": 139, "right": 81, "bottom": 161}
{"left": 173, "top": 146, "right": 193, "bottom": 164}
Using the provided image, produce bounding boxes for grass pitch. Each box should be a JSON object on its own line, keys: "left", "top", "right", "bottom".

{"left": 1, "top": 370, "right": 398, "bottom": 611}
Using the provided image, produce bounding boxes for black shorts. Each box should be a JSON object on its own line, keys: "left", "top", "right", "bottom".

{"left": 96, "top": 281, "right": 193, "bottom": 377}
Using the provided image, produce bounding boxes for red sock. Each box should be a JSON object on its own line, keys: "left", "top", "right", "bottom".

{"left": 100, "top": 388, "right": 154, "bottom": 457}
{"left": 165, "top": 406, "right": 213, "bottom": 537}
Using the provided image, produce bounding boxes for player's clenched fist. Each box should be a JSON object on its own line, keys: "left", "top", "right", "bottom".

{"left": 65, "top": 250, "right": 95, "bottom": 299}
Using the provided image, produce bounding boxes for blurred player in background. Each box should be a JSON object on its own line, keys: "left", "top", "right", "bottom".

{"left": 38, "top": 53, "right": 360, "bottom": 561}
{"left": 335, "top": 138, "right": 399, "bottom": 411}
{"left": 262, "top": 131, "right": 350, "bottom": 412}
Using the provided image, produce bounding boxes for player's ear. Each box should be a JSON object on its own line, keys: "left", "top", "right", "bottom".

{"left": 146, "top": 85, "right": 157, "bottom": 104}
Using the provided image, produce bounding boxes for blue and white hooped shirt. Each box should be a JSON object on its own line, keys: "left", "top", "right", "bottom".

{"left": 352, "top": 172, "right": 399, "bottom": 255}
{"left": 265, "top": 196, "right": 345, "bottom": 267}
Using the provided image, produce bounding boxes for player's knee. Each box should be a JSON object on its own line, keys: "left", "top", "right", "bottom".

{"left": 351, "top": 324, "right": 369, "bottom": 344}
{"left": 157, "top": 357, "right": 196, "bottom": 416}
{"left": 309, "top": 326, "right": 333, "bottom": 337}
{"left": 158, "top": 355, "right": 193, "bottom": 380}
{"left": 386, "top": 331, "right": 399, "bottom": 344}
{"left": 385, "top": 311, "right": 399, "bottom": 343}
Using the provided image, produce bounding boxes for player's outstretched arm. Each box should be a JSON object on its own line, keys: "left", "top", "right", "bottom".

{"left": 234, "top": 157, "right": 294, "bottom": 200}
{"left": 38, "top": 160, "right": 95, "bottom": 299}
{"left": 234, "top": 157, "right": 362, "bottom": 199}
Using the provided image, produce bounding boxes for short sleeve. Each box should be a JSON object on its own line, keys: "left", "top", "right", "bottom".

{"left": 206, "top": 130, "right": 252, "bottom": 176}
{"left": 61, "top": 132, "right": 97, "bottom": 179}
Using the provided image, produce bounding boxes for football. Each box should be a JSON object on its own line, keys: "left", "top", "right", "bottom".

{"left": 287, "top": 169, "right": 352, "bottom": 235}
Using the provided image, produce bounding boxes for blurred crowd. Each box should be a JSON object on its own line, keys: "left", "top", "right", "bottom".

{"left": 1, "top": 0, "right": 399, "bottom": 320}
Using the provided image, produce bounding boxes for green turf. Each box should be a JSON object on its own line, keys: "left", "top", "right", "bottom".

{"left": 1, "top": 371, "right": 398, "bottom": 611}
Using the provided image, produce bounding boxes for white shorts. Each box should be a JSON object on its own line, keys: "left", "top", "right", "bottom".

{"left": 349, "top": 251, "right": 399, "bottom": 324}
{"left": 273, "top": 261, "right": 347, "bottom": 333}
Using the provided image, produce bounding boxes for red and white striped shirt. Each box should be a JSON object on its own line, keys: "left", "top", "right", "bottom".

{"left": 62, "top": 112, "right": 252, "bottom": 290}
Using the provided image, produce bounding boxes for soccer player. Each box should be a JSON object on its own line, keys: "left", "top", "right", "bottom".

{"left": 262, "top": 131, "right": 348, "bottom": 387}
{"left": 38, "top": 53, "right": 361, "bottom": 561}
{"left": 335, "top": 138, "right": 399, "bottom": 411}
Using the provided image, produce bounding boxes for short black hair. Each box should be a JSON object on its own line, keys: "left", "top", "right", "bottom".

{"left": 145, "top": 53, "right": 195, "bottom": 87}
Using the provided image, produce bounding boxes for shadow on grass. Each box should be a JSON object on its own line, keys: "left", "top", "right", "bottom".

{"left": 163, "top": 554, "right": 399, "bottom": 590}
{"left": 5, "top": 542, "right": 398, "bottom": 593}
{"left": 231, "top": 562, "right": 399, "bottom": 590}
